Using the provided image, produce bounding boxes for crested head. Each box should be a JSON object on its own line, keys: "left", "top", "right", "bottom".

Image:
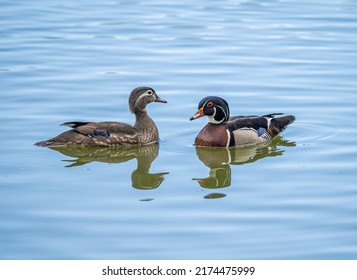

{"left": 190, "top": 96, "right": 230, "bottom": 124}
{"left": 128, "top": 86, "right": 167, "bottom": 113}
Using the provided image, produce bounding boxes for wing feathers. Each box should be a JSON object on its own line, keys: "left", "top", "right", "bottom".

{"left": 61, "top": 121, "right": 137, "bottom": 136}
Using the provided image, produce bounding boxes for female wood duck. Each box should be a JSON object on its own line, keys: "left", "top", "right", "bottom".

{"left": 35, "top": 87, "right": 167, "bottom": 147}
{"left": 190, "top": 96, "right": 295, "bottom": 147}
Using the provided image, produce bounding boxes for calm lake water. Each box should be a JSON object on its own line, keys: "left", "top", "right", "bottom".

{"left": 1, "top": 0, "right": 357, "bottom": 259}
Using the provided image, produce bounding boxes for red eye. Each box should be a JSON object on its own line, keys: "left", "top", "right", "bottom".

{"left": 207, "top": 102, "right": 213, "bottom": 108}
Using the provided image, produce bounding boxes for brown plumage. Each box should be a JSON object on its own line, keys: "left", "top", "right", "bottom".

{"left": 35, "top": 87, "right": 167, "bottom": 147}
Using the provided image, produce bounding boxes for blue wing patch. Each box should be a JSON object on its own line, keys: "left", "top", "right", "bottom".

{"left": 257, "top": 127, "right": 266, "bottom": 136}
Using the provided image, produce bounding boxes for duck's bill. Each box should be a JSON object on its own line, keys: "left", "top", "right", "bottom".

{"left": 190, "top": 107, "right": 204, "bottom": 121}
{"left": 155, "top": 96, "right": 167, "bottom": 103}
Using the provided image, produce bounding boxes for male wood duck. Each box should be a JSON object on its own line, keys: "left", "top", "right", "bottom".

{"left": 35, "top": 87, "right": 167, "bottom": 147}
{"left": 190, "top": 96, "right": 295, "bottom": 147}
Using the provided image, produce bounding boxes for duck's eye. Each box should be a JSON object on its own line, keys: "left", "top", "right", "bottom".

{"left": 147, "top": 90, "right": 153, "bottom": 95}
{"left": 207, "top": 101, "right": 214, "bottom": 108}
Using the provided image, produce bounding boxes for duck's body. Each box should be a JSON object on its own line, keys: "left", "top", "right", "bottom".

{"left": 190, "top": 96, "right": 295, "bottom": 148}
{"left": 35, "top": 87, "right": 166, "bottom": 147}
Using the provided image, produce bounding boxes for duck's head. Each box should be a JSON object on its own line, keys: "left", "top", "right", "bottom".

{"left": 190, "top": 96, "right": 230, "bottom": 124}
{"left": 129, "top": 86, "right": 167, "bottom": 113}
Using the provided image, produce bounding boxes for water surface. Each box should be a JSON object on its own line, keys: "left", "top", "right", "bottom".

{"left": 1, "top": 0, "right": 357, "bottom": 259}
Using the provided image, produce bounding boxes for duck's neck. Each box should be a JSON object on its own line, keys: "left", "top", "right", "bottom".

{"left": 134, "top": 110, "right": 159, "bottom": 144}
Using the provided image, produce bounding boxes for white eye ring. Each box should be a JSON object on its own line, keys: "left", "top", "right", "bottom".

{"left": 147, "top": 90, "right": 153, "bottom": 95}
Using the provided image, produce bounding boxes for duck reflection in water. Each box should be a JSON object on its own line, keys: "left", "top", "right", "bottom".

{"left": 49, "top": 143, "right": 168, "bottom": 190}
{"left": 193, "top": 137, "right": 296, "bottom": 196}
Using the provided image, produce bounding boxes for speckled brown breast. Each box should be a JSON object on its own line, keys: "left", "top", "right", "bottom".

{"left": 194, "top": 123, "right": 228, "bottom": 147}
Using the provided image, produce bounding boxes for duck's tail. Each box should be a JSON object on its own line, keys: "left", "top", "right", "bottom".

{"left": 267, "top": 115, "right": 295, "bottom": 139}
{"left": 34, "top": 140, "right": 57, "bottom": 147}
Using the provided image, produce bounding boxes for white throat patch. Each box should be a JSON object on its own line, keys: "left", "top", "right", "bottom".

{"left": 207, "top": 107, "right": 225, "bottom": 124}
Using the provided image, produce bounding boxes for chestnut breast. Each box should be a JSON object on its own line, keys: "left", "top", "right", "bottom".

{"left": 194, "top": 123, "right": 228, "bottom": 147}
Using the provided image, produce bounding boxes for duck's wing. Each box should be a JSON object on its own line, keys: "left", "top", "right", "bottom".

{"left": 226, "top": 113, "right": 295, "bottom": 146}
{"left": 227, "top": 113, "right": 290, "bottom": 133}
{"left": 35, "top": 121, "right": 138, "bottom": 147}
{"left": 227, "top": 115, "right": 271, "bottom": 133}
{"left": 62, "top": 121, "right": 137, "bottom": 137}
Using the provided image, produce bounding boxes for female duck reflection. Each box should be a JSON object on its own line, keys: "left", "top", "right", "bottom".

{"left": 50, "top": 144, "right": 168, "bottom": 190}
{"left": 193, "top": 137, "right": 296, "bottom": 192}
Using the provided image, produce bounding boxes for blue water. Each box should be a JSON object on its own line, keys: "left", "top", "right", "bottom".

{"left": 1, "top": 0, "right": 357, "bottom": 259}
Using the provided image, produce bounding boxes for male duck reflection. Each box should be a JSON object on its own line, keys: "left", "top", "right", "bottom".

{"left": 193, "top": 138, "right": 296, "bottom": 190}
{"left": 190, "top": 96, "right": 295, "bottom": 147}
{"left": 50, "top": 144, "right": 168, "bottom": 190}
{"left": 35, "top": 87, "right": 166, "bottom": 147}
